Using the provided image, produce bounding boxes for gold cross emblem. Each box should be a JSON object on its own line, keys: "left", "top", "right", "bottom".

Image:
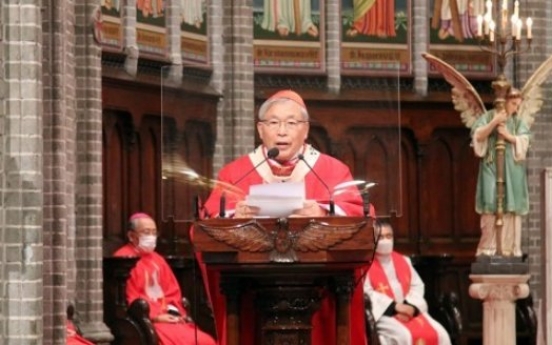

{"left": 376, "top": 282, "right": 390, "bottom": 294}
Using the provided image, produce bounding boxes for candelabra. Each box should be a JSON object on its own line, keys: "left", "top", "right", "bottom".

{"left": 475, "top": 0, "right": 532, "bottom": 255}
{"left": 475, "top": 0, "right": 532, "bottom": 72}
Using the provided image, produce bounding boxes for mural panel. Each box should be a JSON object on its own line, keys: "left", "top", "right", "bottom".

{"left": 180, "top": 0, "right": 210, "bottom": 66}
{"left": 341, "top": 0, "right": 411, "bottom": 76}
{"left": 253, "top": 0, "right": 325, "bottom": 73}
{"left": 428, "top": 0, "right": 495, "bottom": 77}
{"left": 136, "top": 0, "right": 167, "bottom": 59}
{"left": 101, "top": 0, "right": 123, "bottom": 50}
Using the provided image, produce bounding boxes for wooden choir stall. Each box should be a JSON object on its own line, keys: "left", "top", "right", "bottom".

{"left": 193, "top": 216, "right": 375, "bottom": 345}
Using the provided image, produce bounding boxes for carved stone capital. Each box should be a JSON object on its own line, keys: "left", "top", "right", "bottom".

{"left": 469, "top": 274, "right": 530, "bottom": 345}
{"left": 469, "top": 274, "right": 530, "bottom": 302}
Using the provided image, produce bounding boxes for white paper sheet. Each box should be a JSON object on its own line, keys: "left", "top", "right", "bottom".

{"left": 245, "top": 182, "right": 305, "bottom": 217}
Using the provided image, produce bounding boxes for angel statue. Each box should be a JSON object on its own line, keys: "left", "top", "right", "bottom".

{"left": 423, "top": 52, "right": 552, "bottom": 257}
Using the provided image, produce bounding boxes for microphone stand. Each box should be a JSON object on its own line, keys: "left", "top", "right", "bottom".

{"left": 329, "top": 197, "right": 335, "bottom": 216}
{"left": 193, "top": 195, "right": 202, "bottom": 220}
{"left": 219, "top": 192, "right": 226, "bottom": 218}
{"left": 362, "top": 191, "right": 370, "bottom": 218}
{"left": 297, "top": 154, "right": 335, "bottom": 216}
{"left": 219, "top": 147, "right": 280, "bottom": 219}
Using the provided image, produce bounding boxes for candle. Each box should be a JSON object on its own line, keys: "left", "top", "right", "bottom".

{"left": 484, "top": 13, "right": 491, "bottom": 35}
{"left": 477, "top": 15, "right": 483, "bottom": 36}
{"left": 502, "top": 0, "right": 508, "bottom": 10}
{"left": 489, "top": 21, "right": 496, "bottom": 42}
{"left": 501, "top": 9, "right": 508, "bottom": 34}
{"left": 514, "top": 0, "right": 519, "bottom": 18}
{"left": 511, "top": 14, "right": 518, "bottom": 36}
{"left": 526, "top": 17, "right": 533, "bottom": 39}
{"left": 516, "top": 19, "right": 522, "bottom": 40}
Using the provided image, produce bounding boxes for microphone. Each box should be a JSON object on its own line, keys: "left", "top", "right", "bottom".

{"left": 297, "top": 153, "right": 335, "bottom": 216}
{"left": 219, "top": 147, "right": 280, "bottom": 218}
{"left": 362, "top": 182, "right": 377, "bottom": 218}
{"left": 234, "top": 147, "right": 279, "bottom": 186}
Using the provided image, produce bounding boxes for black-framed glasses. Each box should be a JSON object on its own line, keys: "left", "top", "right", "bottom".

{"left": 259, "top": 119, "right": 309, "bottom": 130}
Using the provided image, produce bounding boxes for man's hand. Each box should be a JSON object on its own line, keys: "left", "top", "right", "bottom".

{"left": 234, "top": 201, "right": 260, "bottom": 218}
{"left": 290, "top": 200, "right": 327, "bottom": 217}
{"left": 153, "top": 313, "right": 184, "bottom": 323}
{"left": 394, "top": 303, "right": 415, "bottom": 322}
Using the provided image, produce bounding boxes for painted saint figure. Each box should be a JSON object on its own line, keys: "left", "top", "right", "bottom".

{"left": 346, "top": 0, "right": 396, "bottom": 38}
{"left": 261, "top": 0, "right": 319, "bottom": 37}
{"left": 137, "top": 0, "right": 164, "bottom": 18}
{"left": 432, "top": 0, "right": 484, "bottom": 41}
{"left": 181, "top": 0, "right": 205, "bottom": 28}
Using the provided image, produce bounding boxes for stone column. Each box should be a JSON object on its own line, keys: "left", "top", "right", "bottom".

{"left": 412, "top": 0, "right": 428, "bottom": 96}
{"left": 74, "top": 1, "right": 114, "bottom": 344}
{"left": 122, "top": 0, "right": 138, "bottom": 75}
{"left": 0, "top": 2, "right": 44, "bottom": 343}
{"left": 469, "top": 274, "right": 530, "bottom": 345}
{"left": 166, "top": 0, "right": 183, "bottom": 81}
{"left": 43, "top": 0, "right": 75, "bottom": 343}
{"left": 219, "top": 0, "right": 254, "bottom": 163}
{"left": 325, "top": 0, "right": 341, "bottom": 94}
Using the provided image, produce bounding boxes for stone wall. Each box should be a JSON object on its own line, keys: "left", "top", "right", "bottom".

{"left": 0, "top": 2, "right": 44, "bottom": 344}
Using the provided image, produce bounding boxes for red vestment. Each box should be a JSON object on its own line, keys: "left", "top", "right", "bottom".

{"left": 368, "top": 252, "right": 440, "bottom": 345}
{"left": 114, "top": 244, "right": 217, "bottom": 345}
{"left": 199, "top": 145, "right": 368, "bottom": 345}
{"left": 66, "top": 321, "right": 94, "bottom": 345}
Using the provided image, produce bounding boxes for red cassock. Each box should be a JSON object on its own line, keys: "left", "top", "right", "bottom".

{"left": 114, "top": 244, "right": 217, "bottom": 345}
{"left": 197, "top": 145, "right": 369, "bottom": 345}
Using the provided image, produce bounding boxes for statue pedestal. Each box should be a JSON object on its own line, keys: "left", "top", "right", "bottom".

{"left": 469, "top": 274, "right": 530, "bottom": 345}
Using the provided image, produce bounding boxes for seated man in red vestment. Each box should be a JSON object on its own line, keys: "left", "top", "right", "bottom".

{"left": 114, "top": 213, "right": 217, "bottom": 345}
{"left": 364, "top": 219, "right": 451, "bottom": 345}
{"left": 199, "top": 89, "right": 369, "bottom": 345}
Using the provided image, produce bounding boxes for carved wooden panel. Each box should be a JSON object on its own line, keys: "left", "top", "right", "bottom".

{"left": 418, "top": 127, "right": 480, "bottom": 255}
{"left": 102, "top": 112, "right": 164, "bottom": 254}
{"left": 103, "top": 110, "right": 133, "bottom": 256}
{"left": 102, "top": 77, "right": 218, "bottom": 256}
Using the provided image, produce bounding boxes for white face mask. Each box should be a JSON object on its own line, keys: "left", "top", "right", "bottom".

{"left": 376, "top": 239, "right": 393, "bottom": 255}
{"left": 138, "top": 235, "right": 157, "bottom": 253}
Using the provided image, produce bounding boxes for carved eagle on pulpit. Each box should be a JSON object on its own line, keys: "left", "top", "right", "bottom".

{"left": 198, "top": 218, "right": 366, "bottom": 263}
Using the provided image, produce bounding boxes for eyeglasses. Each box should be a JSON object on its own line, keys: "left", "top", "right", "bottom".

{"left": 134, "top": 229, "right": 157, "bottom": 236}
{"left": 259, "top": 119, "right": 309, "bottom": 130}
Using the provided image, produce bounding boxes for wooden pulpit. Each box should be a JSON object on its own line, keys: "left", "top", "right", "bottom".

{"left": 193, "top": 216, "right": 375, "bottom": 345}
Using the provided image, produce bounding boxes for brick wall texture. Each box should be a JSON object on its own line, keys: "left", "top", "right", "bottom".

{"left": 521, "top": 0, "right": 552, "bottom": 322}
{"left": 1, "top": 0, "right": 552, "bottom": 343}
{"left": 0, "top": 0, "right": 106, "bottom": 344}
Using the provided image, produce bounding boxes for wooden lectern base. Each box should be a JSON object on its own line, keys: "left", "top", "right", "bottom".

{"left": 194, "top": 217, "right": 374, "bottom": 345}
